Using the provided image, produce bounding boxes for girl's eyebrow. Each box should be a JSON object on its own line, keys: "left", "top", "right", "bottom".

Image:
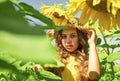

{"left": 72, "top": 32, "right": 77, "bottom": 34}
{"left": 62, "top": 33, "right": 77, "bottom": 35}
{"left": 71, "top": 33, "right": 78, "bottom": 35}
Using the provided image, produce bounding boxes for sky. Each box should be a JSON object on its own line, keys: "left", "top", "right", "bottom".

{"left": 18, "top": 0, "right": 69, "bottom": 11}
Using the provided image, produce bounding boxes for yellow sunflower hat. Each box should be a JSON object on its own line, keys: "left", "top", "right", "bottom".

{"left": 40, "top": 4, "right": 82, "bottom": 29}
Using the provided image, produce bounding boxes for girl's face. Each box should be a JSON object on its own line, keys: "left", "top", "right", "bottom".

{"left": 61, "top": 28, "right": 79, "bottom": 53}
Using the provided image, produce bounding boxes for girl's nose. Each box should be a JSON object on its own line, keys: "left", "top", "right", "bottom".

{"left": 66, "top": 37, "right": 72, "bottom": 44}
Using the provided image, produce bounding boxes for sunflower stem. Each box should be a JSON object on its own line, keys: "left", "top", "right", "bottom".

{"left": 98, "top": 27, "right": 110, "bottom": 55}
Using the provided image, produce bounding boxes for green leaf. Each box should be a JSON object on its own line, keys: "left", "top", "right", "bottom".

{"left": 105, "top": 30, "right": 120, "bottom": 38}
{"left": 98, "top": 43, "right": 120, "bottom": 49}
{"left": 107, "top": 52, "right": 120, "bottom": 62}
{"left": 116, "top": 38, "right": 120, "bottom": 41}
{"left": 17, "top": 2, "right": 55, "bottom": 27}
{"left": 43, "top": 60, "right": 64, "bottom": 68}
{"left": 0, "top": 1, "right": 44, "bottom": 35}
{"left": 17, "top": 2, "right": 68, "bottom": 31}
{"left": 110, "top": 44, "right": 120, "bottom": 49}
{"left": 34, "top": 25, "right": 68, "bottom": 31}
{"left": 10, "top": 0, "right": 18, "bottom": 3}
{"left": 96, "top": 37, "right": 102, "bottom": 45}
{"left": 0, "top": 1, "right": 68, "bottom": 35}
{"left": 99, "top": 44, "right": 110, "bottom": 48}
{"left": 0, "top": 59, "right": 17, "bottom": 72}
{"left": 0, "top": 0, "right": 7, "bottom": 3}
{"left": 0, "top": 31, "right": 63, "bottom": 67}
{"left": 37, "top": 69, "right": 62, "bottom": 81}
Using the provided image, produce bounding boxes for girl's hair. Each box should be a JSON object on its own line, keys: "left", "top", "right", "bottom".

{"left": 54, "top": 28, "right": 90, "bottom": 81}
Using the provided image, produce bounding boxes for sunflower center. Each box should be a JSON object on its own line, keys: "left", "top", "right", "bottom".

{"left": 86, "top": 0, "right": 109, "bottom": 13}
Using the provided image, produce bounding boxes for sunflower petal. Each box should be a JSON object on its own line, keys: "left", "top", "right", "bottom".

{"left": 79, "top": 5, "right": 91, "bottom": 25}
{"left": 92, "top": 0, "right": 101, "bottom": 6}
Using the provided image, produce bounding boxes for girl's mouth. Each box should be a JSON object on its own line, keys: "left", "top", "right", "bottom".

{"left": 66, "top": 45, "right": 73, "bottom": 49}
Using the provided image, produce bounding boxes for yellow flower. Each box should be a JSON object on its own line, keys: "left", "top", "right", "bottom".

{"left": 67, "top": 0, "right": 120, "bottom": 31}
{"left": 40, "top": 4, "right": 77, "bottom": 27}
{"left": 40, "top": 0, "right": 120, "bottom": 31}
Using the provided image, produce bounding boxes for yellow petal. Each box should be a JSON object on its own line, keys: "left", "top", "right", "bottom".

{"left": 105, "top": 0, "right": 120, "bottom": 15}
{"left": 67, "top": 0, "right": 85, "bottom": 15}
{"left": 92, "top": 0, "right": 101, "bottom": 6}
{"left": 79, "top": 5, "right": 92, "bottom": 25}
{"left": 90, "top": 9, "right": 98, "bottom": 22}
{"left": 115, "top": 13, "right": 120, "bottom": 28}
{"left": 107, "top": 0, "right": 111, "bottom": 13}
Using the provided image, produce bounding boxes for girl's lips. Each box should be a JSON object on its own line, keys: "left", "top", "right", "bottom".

{"left": 66, "top": 45, "right": 73, "bottom": 49}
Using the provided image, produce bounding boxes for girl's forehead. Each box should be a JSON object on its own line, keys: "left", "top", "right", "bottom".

{"left": 62, "top": 28, "right": 77, "bottom": 34}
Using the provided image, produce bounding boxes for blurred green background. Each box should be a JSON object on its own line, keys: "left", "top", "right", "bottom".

{"left": 0, "top": 0, "right": 62, "bottom": 66}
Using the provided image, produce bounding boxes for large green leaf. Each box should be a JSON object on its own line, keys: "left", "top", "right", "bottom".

{"left": 17, "top": 2, "right": 55, "bottom": 27}
{"left": 0, "top": 31, "right": 63, "bottom": 67}
{"left": 0, "top": 1, "right": 46, "bottom": 35}
{"left": 0, "top": 0, "right": 64, "bottom": 69}
{"left": 17, "top": 2, "right": 68, "bottom": 31}
{"left": 107, "top": 52, "right": 120, "bottom": 62}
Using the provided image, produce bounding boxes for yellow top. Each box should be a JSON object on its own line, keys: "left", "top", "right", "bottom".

{"left": 61, "top": 55, "right": 81, "bottom": 81}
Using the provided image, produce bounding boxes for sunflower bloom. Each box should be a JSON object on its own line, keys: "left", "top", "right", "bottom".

{"left": 67, "top": 0, "right": 120, "bottom": 31}
{"left": 40, "top": 4, "right": 77, "bottom": 27}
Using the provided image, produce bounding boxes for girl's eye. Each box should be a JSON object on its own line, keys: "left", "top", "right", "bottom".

{"left": 71, "top": 34, "right": 77, "bottom": 38}
{"left": 62, "top": 35, "right": 67, "bottom": 39}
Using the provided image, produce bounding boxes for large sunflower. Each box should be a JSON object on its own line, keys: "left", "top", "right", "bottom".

{"left": 40, "top": 4, "right": 78, "bottom": 27}
{"left": 67, "top": 0, "right": 120, "bottom": 30}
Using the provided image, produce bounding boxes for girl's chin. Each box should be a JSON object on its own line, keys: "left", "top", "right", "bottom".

{"left": 66, "top": 49, "right": 75, "bottom": 53}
